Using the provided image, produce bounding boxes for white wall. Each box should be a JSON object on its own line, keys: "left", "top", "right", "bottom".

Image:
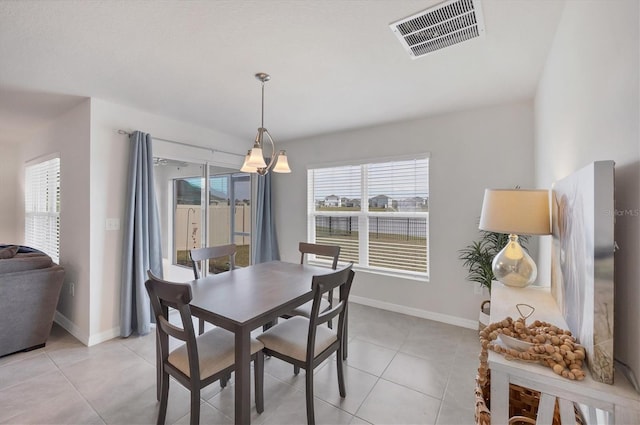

{"left": 534, "top": 0, "right": 639, "bottom": 380}
{"left": 0, "top": 142, "right": 19, "bottom": 242}
{"left": 88, "top": 98, "right": 246, "bottom": 344}
{"left": 274, "top": 101, "right": 535, "bottom": 327}
{"left": 18, "top": 99, "right": 92, "bottom": 341}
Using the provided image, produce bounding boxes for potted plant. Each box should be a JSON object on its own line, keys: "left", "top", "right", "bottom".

{"left": 458, "top": 229, "right": 529, "bottom": 329}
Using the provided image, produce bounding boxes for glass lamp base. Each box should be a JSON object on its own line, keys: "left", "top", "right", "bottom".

{"left": 492, "top": 234, "right": 537, "bottom": 288}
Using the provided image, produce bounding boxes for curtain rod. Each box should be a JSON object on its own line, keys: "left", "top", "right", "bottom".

{"left": 117, "top": 130, "right": 244, "bottom": 157}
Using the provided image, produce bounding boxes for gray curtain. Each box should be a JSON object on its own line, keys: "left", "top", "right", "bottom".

{"left": 120, "top": 131, "right": 163, "bottom": 337}
{"left": 252, "top": 173, "right": 280, "bottom": 263}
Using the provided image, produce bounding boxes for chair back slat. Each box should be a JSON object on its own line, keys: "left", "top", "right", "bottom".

{"left": 190, "top": 244, "right": 237, "bottom": 279}
{"left": 315, "top": 299, "right": 344, "bottom": 326}
{"left": 157, "top": 316, "right": 189, "bottom": 342}
{"left": 299, "top": 242, "right": 340, "bottom": 269}
{"left": 306, "top": 265, "right": 354, "bottom": 364}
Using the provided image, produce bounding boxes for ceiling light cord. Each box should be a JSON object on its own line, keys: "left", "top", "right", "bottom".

{"left": 261, "top": 80, "right": 265, "bottom": 130}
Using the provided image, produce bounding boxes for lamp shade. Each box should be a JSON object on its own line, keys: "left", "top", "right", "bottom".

{"left": 246, "top": 147, "right": 267, "bottom": 169}
{"left": 479, "top": 189, "right": 551, "bottom": 235}
{"left": 272, "top": 151, "right": 291, "bottom": 173}
{"left": 240, "top": 151, "right": 257, "bottom": 173}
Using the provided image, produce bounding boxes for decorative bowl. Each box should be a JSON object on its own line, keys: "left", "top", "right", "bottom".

{"left": 498, "top": 334, "right": 534, "bottom": 351}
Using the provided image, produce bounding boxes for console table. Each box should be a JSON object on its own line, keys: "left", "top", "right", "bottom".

{"left": 488, "top": 283, "right": 640, "bottom": 424}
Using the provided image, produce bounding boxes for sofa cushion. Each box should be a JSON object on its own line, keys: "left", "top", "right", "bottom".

{"left": 0, "top": 253, "right": 53, "bottom": 274}
{"left": 0, "top": 246, "right": 18, "bottom": 259}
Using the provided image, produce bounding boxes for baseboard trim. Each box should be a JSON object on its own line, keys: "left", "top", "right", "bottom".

{"left": 54, "top": 311, "right": 89, "bottom": 346}
{"left": 54, "top": 311, "right": 120, "bottom": 347}
{"left": 348, "top": 295, "right": 477, "bottom": 330}
{"left": 87, "top": 326, "right": 121, "bottom": 347}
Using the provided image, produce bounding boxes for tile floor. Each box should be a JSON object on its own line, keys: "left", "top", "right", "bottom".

{"left": 0, "top": 303, "right": 480, "bottom": 424}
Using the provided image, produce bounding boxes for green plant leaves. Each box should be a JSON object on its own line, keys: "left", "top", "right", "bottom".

{"left": 458, "top": 229, "right": 529, "bottom": 293}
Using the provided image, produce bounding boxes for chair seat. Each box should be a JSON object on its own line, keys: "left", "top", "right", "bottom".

{"left": 257, "top": 316, "right": 338, "bottom": 362}
{"left": 290, "top": 298, "right": 330, "bottom": 318}
{"left": 169, "top": 327, "right": 264, "bottom": 379}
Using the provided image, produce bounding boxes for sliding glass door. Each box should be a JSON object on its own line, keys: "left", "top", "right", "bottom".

{"left": 208, "top": 166, "right": 252, "bottom": 268}
{"left": 154, "top": 158, "right": 252, "bottom": 281}
{"left": 227, "top": 171, "right": 251, "bottom": 267}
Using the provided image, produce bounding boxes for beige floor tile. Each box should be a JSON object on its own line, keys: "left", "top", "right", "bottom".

{"left": 61, "top": 345, "right": 156, "bottom": 397}
{"left": 347, "top": 307, "right": 413, "bottom": 350}
{"left": 0, "top": 370, "right": 104, "bottom": 424}
{"left": 102, "top": 379, "right": 193, "bottom": 425}
{"left": 342, "top": 338, "right": 397, "bottom": 376}
{"left": 399, "top": 325, "right": 461, "bottom": 364}
{"left": 435, "top": 398, "right": 475, "bottom": 425}
{"left": 119, "top": 331, "right": 158, "bottom": 366}
{"left": 442, "top": 361, "right": 477, "bottom": 411}
{"left": 262, "top": 355, "right": 329, "bottom": 391}
{"left": 311, "top": 361, "right": 379, "bottom": 414}
{"left": 261, "top": 388, "right": 353, "bottom": 425}
{"left": 381, "top": 351, "right": 450, "bottom": 399}
{"left": 349, "top": 416, "right": 374, "bottom": 424}
{"left": 0, "top": 352, "right": 58, "bottom": 391}
{"left": 173, "top": 401, "right": 233, "bottom": 425}
{"left": 356, "top": 378, "right": 441, "bottom": 425}
{"left": 208, "top": 373, "right": 296, "bottom": 425}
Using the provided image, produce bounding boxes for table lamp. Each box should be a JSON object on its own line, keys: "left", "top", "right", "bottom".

{"left": 478, "top": 189, "right": 551, "bottom": 288}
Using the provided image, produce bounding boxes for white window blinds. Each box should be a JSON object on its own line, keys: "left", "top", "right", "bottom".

{"left": 25, "top": 156, "right": 60, "bottom": 263}
{"left": 308, "top": 156, "right": 429, "bottom": 278}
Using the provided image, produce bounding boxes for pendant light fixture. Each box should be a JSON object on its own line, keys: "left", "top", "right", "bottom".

{"left": 240, "top": 73, "right": 291, "bottom": 175}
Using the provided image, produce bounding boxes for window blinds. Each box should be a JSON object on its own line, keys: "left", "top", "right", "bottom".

{"left": 308, "top": 156, "right": 429, "bottom": 277}
{"left": 25, "top": 157, "right": 60, "bottom": 263}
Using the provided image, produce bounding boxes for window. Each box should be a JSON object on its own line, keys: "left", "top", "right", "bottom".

{"left": 25, "top": 155, "right": 61, "bottom": 263}
{"left": 153, "top": 156, "right": 252, "bottom": 280}
{"left": 172, "top": 172, "right": 251, "bottom": 271}
{"left": 308, "top": 155, "right": 429, "bottom": 279}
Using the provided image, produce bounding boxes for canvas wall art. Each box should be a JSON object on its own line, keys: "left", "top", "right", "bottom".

{"left": 550, "top": 160, "right": 615, "bottom": 384}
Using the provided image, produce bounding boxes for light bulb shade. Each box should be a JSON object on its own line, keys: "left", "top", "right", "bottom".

{"left": 479, "top": 189, "right": 551, "bottom": 235}
{"left": 246, "top": 147, "right": 267, "bottom": 169}
{"left": 492, "top": 234, "right": 537, "bottom": 287}
{"left": 240, "top": 151, "right": 257, "bottom": 173}
{"left": 272, "top": 151, "right": 291, "bottom": 173}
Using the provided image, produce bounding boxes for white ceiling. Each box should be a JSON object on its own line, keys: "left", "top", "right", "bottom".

{"left": 0, "top": 0, "right": 566, "bottom": 145}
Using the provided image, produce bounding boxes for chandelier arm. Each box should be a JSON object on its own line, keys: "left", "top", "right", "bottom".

{"left": 257, "top": 129, "right": 277, "bottom": 174}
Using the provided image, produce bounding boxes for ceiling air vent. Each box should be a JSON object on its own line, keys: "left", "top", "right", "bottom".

{"left": 389, "top": 0, "right": 485, "bottom": 59}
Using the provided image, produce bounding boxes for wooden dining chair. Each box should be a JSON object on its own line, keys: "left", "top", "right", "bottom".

{"left": 257, "top": 265, "right": 354, "bottom": 425}
{"left": 190, "top": 244, "right": 236, "bottom": 334}
{"left": 286, "top": 242, "right": 340, "bottom": 325}
{"left": 190, "top": 243, "right": 237, "bottom": 279}
{"left": 145, "top": 273, "right": 264, "bottom": 425}
{"left": 286, "top": 242, "right": 350, "bottom": 359}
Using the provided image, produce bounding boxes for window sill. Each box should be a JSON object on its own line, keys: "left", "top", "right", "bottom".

{"left": 307, "top": 260, "right": 429, "bottom": 282}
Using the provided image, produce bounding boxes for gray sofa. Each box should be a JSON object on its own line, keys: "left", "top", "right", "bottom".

{"left": 0, "top": 246, "right": 65, "bottom": 357}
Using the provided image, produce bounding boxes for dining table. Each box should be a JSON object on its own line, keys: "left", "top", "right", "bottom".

{"left": 157, "top": 260, "right": 334, "bottom": 425}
